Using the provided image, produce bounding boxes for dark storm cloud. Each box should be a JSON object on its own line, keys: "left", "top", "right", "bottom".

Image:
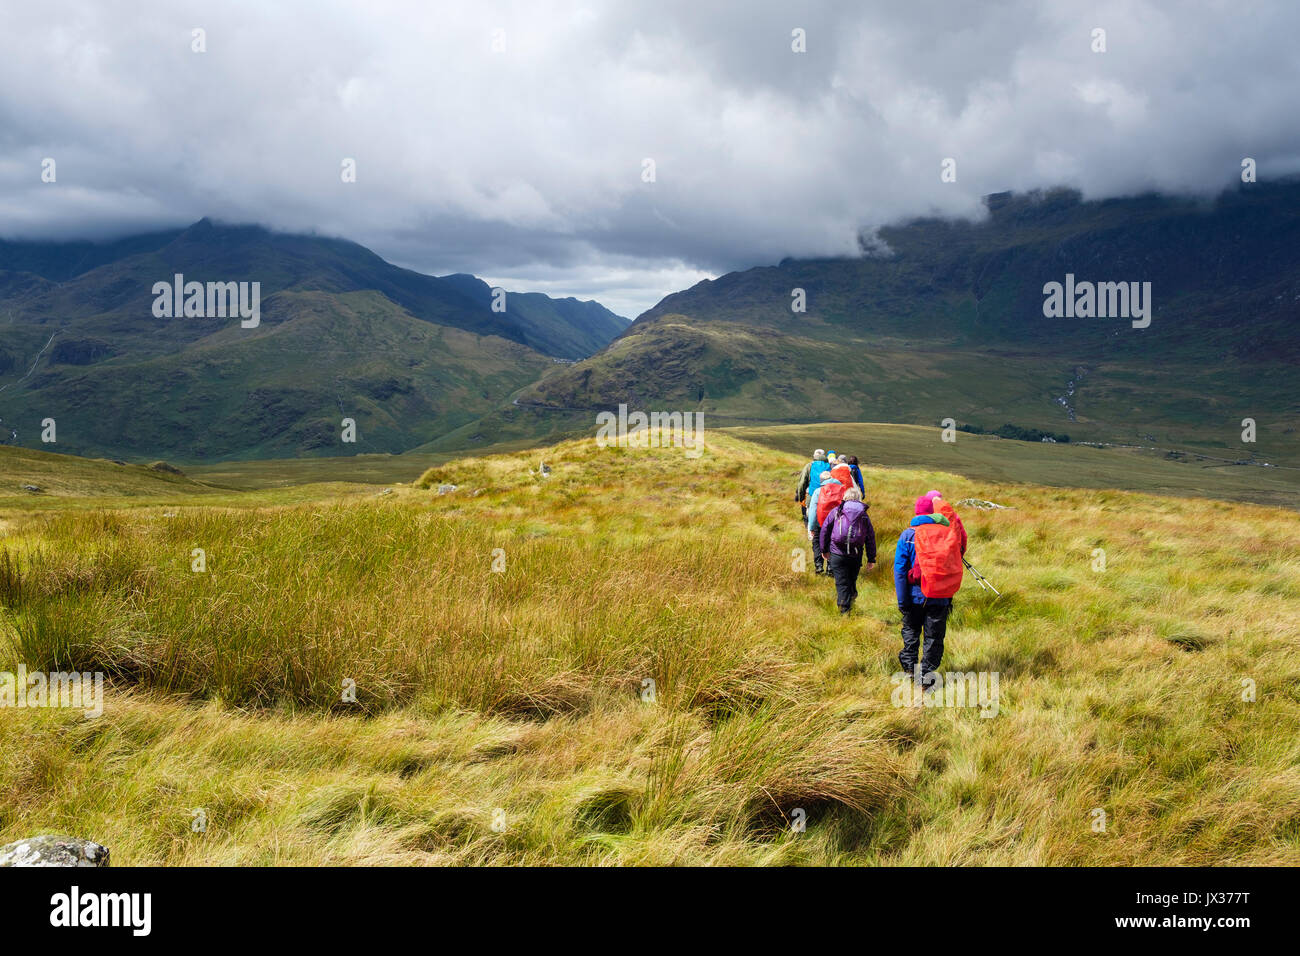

{"left": 2, "top": 0, "right": 1299, "bottom": 317}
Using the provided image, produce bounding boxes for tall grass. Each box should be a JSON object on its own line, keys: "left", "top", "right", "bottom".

{"left": 1, "top": 431, "right": 1297, "bottom": 864}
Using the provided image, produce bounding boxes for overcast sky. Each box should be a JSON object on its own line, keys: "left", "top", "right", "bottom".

{"left": 2, "top": 0, "right": 1299, "bottom": 318}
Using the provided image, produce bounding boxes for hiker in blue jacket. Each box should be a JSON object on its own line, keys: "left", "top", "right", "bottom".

{"left": 796, "top": 449, "right": 828, "bottom": 523}
{"left": 845, "top": 455, "right": 865, "bottom": 495}
{"left": 806, "top": 470, "right": 837, "bottom": 574}
{"left": 894, "top": 492, "right": 959, "bottom": 684}
{"left": 819, "top": 487, "right": 876, "bottom": 614}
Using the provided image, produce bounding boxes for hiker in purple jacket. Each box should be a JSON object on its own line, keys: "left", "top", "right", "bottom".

{"left": 819, "top": 487, "right": 877, "bottom": 615}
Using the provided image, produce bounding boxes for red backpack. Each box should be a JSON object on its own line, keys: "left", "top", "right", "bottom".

{"left": 816, "top": 466, "right": 854, "bottom": 525}
{"left": 817, "top": 482, "right": 845, "bottom": 525}
{"left": 912, "top": 499, "right": 964, "bottom": 598}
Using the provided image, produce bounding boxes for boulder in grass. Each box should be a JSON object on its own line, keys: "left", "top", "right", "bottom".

{"left": 0, "top": 835, "right": 110, "bottom": 867}
{"left": 436, "top": 484, "right": 458, "bottom": 495}
{"left": 21, "top": 484, "right": 42, "bottom": 493}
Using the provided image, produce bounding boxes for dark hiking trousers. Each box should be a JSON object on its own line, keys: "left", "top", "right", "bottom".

{"left": 810, "top": 522, "right": 823, "bottom": 572}
{"left": 898, "top": 600, "right": 951, "bottom": 679}
{"left": 828, "top": 553, "right": 862, "bottom": 612}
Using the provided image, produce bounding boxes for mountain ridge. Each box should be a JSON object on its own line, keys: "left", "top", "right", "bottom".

{"left": 0, "top": 219, "right": 627, "bottom": 461}
{"left": 502, "top": 181, "right": 1300, "bottom": 466}
{"left": 6, "top": 183, "right": 1299, "bottom": 467}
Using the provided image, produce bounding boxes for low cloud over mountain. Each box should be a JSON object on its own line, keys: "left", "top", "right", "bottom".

{"left": 3, "top": 1, "right": 1300, "bottom": 316}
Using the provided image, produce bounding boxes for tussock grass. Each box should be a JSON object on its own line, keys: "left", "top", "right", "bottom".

{"left": 0, "top": 430, "right": 1297, "bottom": 864}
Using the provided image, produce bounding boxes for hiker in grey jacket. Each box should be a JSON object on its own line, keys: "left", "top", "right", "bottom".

{"left": 796, "top": 448, "right": 828, "bottom": 522}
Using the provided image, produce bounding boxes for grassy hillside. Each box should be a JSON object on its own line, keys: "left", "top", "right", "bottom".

{"left": 0, "top": 444, "right": 403, "bottom": 514}
{"left": 1, "top": 291, "right": 556, "bottom": 463}
{"left": 0, "top": 444, "right": 211, "bottom": 506}
{"left": 0, "top": 220, "right": 626, "bottom": 461}
{"left": 184, "top": 440, "right": 549, "bottom": 490}
{"left": 1, "top": 431, "right": 1296, "bottom": 864}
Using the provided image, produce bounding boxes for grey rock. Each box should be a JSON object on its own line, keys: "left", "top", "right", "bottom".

{"left": 0, "top": 835, "right": 110, "bottom": 867}
{"left": 21, "top": 484, "right": 41, "bottom": 493}
{"left": 954, "top": 498, "right": 1011, "bottom": 510}
{"left": 436, "top": 484, "right": 458, "bottom": 495}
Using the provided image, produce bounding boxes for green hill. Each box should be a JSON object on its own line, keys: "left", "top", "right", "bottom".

{"left": 0, "top": 220, "right": 627, "bottom": 461}
{"left": 15, "top": 291, "right": 556, "bottom": 462}
{"left": 0, "top": 443, "right": 210, "bottom": 508}
{"left": 509, "top": 183, "right": 1300, "bottom": 468}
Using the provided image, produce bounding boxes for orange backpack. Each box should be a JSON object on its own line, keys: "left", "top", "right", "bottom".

{"left": 912, "top": 499, "right": 964, "bottom": 598}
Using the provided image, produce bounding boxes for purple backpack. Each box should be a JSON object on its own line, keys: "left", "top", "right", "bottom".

{"left": 830, "top": 500, "right": 867, "bottom": 550}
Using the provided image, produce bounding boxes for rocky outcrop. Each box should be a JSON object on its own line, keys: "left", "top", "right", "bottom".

{"left": 0, "top": 835, "right": 110, "bottom": 867}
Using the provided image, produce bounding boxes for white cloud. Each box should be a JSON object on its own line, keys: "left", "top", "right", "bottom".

{"left": 2, "top": 0, "right": 1299, "bottom": 317}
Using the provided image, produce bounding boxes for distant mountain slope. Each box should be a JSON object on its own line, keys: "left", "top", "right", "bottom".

{"left": 0, "top": 220, "right": 626, "bottom": 461}
{"left": 512, "top": 182, "right": 1300, "bottom": 465}
{"left": 0, "top": 228, "right": 183, "bottom": 283}
{"left": 436, "top": 273, "right": 629, "bottom": 360}
{"left": 1, "top": 290, "right": 555, "bottom": 462}
{"left": 2, "top": 219, "right": 627, "bottom": 359}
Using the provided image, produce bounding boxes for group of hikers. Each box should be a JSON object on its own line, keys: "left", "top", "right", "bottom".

{"left": 795, "top": 448, "right": 967, "bottom": 684}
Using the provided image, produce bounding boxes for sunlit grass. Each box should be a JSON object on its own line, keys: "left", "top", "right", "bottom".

{"left": 1, "top": 430, "right": 1297, "bottom": 864}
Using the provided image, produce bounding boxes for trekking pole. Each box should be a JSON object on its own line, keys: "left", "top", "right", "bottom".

{"left": 962, "top": 557, "right": 1001, "bottom": 597}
